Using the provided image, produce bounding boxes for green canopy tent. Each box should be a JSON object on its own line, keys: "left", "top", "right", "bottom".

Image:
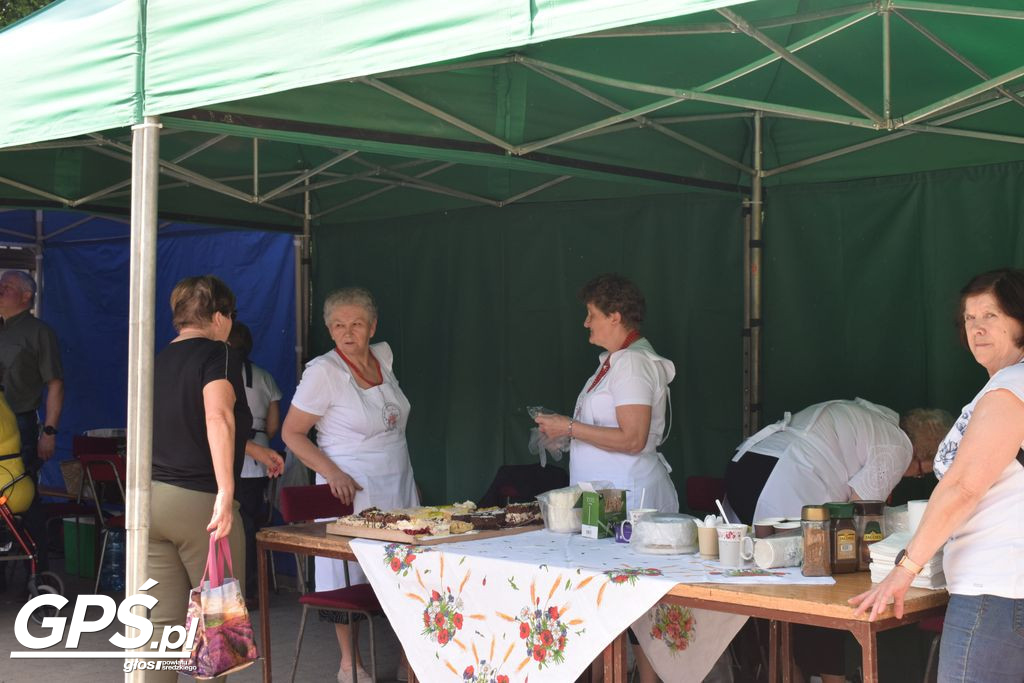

{"left": 3, "top": 0, "right": 1024, "bottom": 632}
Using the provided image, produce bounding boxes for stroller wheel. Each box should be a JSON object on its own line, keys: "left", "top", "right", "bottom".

{"left": 26, "top": 584, "right": 60, "bottom": 625}
{"left": 31, "top": 571, "right": 65, "bottom": 597}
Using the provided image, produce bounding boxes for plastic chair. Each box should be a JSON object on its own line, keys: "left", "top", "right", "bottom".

{"left": 73, "top": 437, "right": 126, "bottom": 593}
{"left": 278, "top": 484, "right": 381, "bottom": 683}
{"left": 684, "top": 475, "right": 726, "bottom": 517}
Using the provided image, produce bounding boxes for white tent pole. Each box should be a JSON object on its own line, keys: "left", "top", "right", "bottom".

{"left": 125, "top": 115, "right": 160, "bottom": 683}
{"left": 749, "top": 112, "right": 763, "bottom": 433}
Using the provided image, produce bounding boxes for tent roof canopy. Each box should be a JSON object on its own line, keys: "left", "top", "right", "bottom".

{"left": 2, "top": 0, "right": 1024, "bottom": 230}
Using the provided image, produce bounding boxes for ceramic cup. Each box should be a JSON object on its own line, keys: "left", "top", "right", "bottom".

{"left": 773, "top": 521, "right": 801, "bottom": 534}
{"left": 628, "top": 508, "right": 658, "bottom": 526}
{"left": 717, "top": 523, "right": 750, "bottom": 567}
{"left": 697, "top": 526, "right": 719, "bottom": 558}
{"left": 753, "top": 535, "right": 804, "bottom": 569}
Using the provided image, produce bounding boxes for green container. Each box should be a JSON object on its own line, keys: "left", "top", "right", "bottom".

{"left": 63, "top": 516, "right": 97, "bottom": 578}
{"left": 580, "top": 489, "right": 626, "bottom": 539}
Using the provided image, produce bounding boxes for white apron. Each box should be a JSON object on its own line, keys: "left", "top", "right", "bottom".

{"left": 569, "top": 340, "right": 678, "bottom": 514}
{"left": 306, "top": 345, "right": 419, "bottom": 590}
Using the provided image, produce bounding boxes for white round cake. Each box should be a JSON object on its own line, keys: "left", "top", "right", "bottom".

{"left": 631, "top": 513, "right": 698, "bottom": 554}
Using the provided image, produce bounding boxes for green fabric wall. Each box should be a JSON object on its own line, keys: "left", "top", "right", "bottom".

{"left": 311, "top": 193, "right": 745, "bottom": 505}
{"left": 763, "top": 160, "right": 1024, "bottom": 423}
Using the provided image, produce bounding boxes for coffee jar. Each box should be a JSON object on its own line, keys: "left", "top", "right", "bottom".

{"left": 801, "top": 504, "right": 831, "bottom": 577}
{"left": 825, "top": 502, "right": 858, "bottom": 574}
{"left": 853, "top": 500, "right": 885, "bottom": 571}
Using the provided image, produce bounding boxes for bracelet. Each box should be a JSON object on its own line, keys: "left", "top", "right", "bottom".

{"left": 568, "top": 418, "right": 574, "bottom": 440}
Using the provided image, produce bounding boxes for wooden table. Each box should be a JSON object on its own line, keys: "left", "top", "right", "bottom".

{"left": 256, "top": 524, "right": 947, "bottom": 683}
{"left": 648, "top": 574, "right": 948, "bottom": 683}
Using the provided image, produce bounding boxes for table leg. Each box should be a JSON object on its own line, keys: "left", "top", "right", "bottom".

{"left": 258, "top": 544, "right": 271, "bottom": 682}
{"left": 780, "top": 621, "right": 792, "bottom": 683}
{"left": 769, "top": 620, "right": 779, "bottom": 683}
{"left": 601, "top": 631, "right": 628, "bottom": 682}
{"left": 851, "top": 624, "right": 879, "bottom": 683}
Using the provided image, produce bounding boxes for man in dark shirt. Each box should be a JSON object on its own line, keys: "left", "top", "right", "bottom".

{"left": 0, "top": 270, "right": 64, "bottom": 570}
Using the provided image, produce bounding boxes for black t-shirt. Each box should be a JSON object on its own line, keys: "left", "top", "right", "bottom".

{"left": 152, "top": 338, "right": 252, "bottom": 495}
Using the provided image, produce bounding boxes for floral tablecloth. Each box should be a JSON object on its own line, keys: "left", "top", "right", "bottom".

{"left": 349, "top": 530, "right": 834, "bottom": 683}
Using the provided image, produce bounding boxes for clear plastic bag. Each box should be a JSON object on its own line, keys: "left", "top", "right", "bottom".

{"left": 527, "top": 406, "right": 570, "bottom": 467}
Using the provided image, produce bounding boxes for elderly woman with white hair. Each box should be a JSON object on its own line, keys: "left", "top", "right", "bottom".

{"left": 282, "top": 287, "right": 418, "bottom": 683}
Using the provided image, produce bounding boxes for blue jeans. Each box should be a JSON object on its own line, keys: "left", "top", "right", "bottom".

{"left": 939, "top": 593, "right": 1024, "bottom": 682}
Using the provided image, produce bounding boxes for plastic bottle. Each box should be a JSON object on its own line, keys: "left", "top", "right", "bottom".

{"left": 100, "top": 528, "right": 126, "bottom": 592}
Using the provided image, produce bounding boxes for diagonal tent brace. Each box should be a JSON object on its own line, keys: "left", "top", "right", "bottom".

{"left": 72, "top": 134, "right": 230, "bottom": 207}
{"left": 523, "top": 61, "right": 753, "bottom": 174}
{"left": 360, "top": 77, "right": 516, "bottom": 153}
{"left": 897, "top": 64, "right": 1024, "bottom": 126}
{"left": 313, "top": 162, "right": 455, "bottom": 220}
{"left": 895, "top": 9, "right": 1024, "bottom": 113}
{"left": 716, "top": 7, "right": 884, "bottom": 126}
{"left": 258, "top": 149, "right": 359, "bottom": 203}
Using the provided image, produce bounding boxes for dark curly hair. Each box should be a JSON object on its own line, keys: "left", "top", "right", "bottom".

{"left": 956, "top": 268, "right": 1024, "bottom": 349}
{"left": 578, "top": 273, "right": 646, "bottom": 330}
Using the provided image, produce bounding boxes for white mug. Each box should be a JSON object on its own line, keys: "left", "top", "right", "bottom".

{"left": 717, "top": 524, "right": 751, "bottom": 568}
{"left": 753, "top": 535, "right": 804, "bottom": 569}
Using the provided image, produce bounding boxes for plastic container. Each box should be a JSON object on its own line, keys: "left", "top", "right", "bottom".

{"left": 99, "top": 528, "right": 126, "bottom": 592}
{"left": 631, "top": 513, "right": 698, "bottom": 554}
{"left": 801, "top": 505, "right": 831, "bottom": 577}
{"left": 536, "top": 486, "right": 583, "bottom": 533}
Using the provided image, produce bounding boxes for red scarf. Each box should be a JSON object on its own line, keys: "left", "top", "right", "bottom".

{"left": 586, "top": 330, "right": 641, "bottom": 392}
{"left": 334, "top": 347, "right": 382, "bottom": 387}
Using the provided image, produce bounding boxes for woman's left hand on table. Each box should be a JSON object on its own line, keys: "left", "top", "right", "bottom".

{"left": 848, "top": 565, "right": 915, "bottom": 621}
{"left": 535, "top": 413, "right": 571, "bottom": 439}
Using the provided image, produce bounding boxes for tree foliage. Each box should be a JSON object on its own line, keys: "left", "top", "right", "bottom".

{"left": 1, "top": 0, "right": 53, "bottom": 28}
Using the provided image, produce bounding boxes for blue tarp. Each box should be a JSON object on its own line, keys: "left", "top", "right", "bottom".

{"left": 0, "top": 210, "right": 296, "bottom": 489}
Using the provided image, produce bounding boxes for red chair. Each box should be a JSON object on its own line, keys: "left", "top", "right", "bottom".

{"left": 73, "top": 437, "right": 126, "bottom": 593}
{"left": 685, "top": 475, "right": 726, "bottom": 517}
{"left": 920, "top": 615, "right": 944, "bottom": 683}
{"left": 278, "top": 484, "right": 382, "bottom": 683}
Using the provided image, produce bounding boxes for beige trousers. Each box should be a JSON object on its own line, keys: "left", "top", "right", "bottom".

{"left": 142, "top": 481, "right": 245, "bottom": 683}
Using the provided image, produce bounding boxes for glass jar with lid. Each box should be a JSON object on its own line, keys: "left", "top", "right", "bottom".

{"left": 801, "top": 505, "right": 831, "bottom": 577}
{"left": 825, "top": 502, "right": 858, "bottom": 574}
{"left": 853, "top": 500, "right": 885, "bottom": 571}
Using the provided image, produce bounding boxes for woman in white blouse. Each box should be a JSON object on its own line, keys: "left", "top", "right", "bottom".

{"left": 283, "top": 287, "right": 418, "bottom": 683}
{"left": 535, "top": 273, "right": 675, "bottom": 683}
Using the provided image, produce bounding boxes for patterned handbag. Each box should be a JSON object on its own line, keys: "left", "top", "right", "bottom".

{"left": 185, "top": 535, "right": 259, "bottom": 679}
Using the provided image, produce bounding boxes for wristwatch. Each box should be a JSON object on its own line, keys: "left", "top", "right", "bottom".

{"left": 894, "top": 548, "right": 923, "bottom": 576}
{"left": 41, "top": 425, "right": 57, "bottom": 436}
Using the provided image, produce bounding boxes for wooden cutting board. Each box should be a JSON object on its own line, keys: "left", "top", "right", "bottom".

{"left": 325, "top": 520, "right": 543, "bottom": 545}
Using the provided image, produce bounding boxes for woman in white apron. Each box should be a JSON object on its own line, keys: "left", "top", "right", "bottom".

{"left": 535, "top": 273, "right": 676, "bottom": 683}
{"left": 283, "top": 287, "right": 418, "bottom": 683}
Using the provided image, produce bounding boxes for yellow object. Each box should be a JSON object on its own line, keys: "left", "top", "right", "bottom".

{"left": 0, "top": 394, "right": 30, "bottom": 514}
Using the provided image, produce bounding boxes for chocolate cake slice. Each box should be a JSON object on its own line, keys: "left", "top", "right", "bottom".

{"left": 452, "top": 511, "right": 506, "bottom": 530}
{"left": 504, "top": 501, "right": 542, "bottom": 526}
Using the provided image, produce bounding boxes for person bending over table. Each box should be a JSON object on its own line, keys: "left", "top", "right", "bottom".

{"left": 535, "top": 273, "right": 676, "bottom": 683}
{"left": 853, "top": 268, "right": 1024, "bottom": 682}
{"left": 725, "top": 399, "right": 951, "bottom": 683}
{"left": 725, "top": 399, "right": 952, "bottom": 525}
{"left": 282, "top": 286, "right": 418, "bottom": 683}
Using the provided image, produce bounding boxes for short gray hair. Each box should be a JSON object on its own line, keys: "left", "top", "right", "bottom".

{"left": 2, "top": 271, "right": 37, "bottom": 303}
{"left": 901, "top": 408, "right": 954, "bottom": 461}
{"left": 323, "top": 287, "right": 378, "bottom": 324}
